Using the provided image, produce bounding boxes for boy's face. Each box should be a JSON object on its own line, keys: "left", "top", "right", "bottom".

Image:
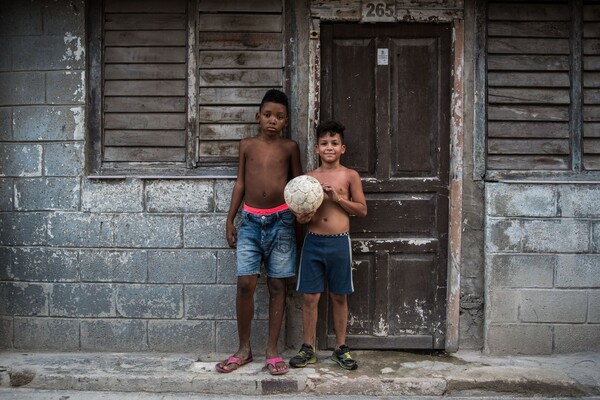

{"left": 256, "top": 101, "right": 288, "bottom": 137}
{"left": 315, "top": 132, "right": 345, "bottom": 163}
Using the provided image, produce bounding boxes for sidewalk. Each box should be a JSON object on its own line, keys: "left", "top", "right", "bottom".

{"left": 0, "top": 350, "right": 599, "bottom": 397}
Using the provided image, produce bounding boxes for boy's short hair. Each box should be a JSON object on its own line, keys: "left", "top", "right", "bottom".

{"left": 316, "top": 120, "right": 345, "bottom": 141}
{"left": 260, "top": 89, "right": 289, "bottom": 113}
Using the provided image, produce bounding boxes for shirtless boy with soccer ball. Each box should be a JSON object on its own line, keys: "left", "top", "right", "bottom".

{"left": 290, "top": 120, "right": 367, "bottom": 370}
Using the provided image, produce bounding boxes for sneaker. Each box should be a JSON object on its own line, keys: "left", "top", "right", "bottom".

{"left": 289, "top": 343, "right": 317, "bottom": 368}
{"left": 331, "top": 344, "right": 358, "bottom": 370}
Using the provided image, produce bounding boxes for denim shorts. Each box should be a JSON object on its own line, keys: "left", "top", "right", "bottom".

{"left": 236, "top": 209, "right": 296, "bottom": 278}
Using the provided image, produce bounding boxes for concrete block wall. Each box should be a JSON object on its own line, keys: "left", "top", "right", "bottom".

{"left": 484, "top": 183, "right": 600, "bottom": 355}
{"left": 0, "top": 0, "right": 274, "bottom": 353}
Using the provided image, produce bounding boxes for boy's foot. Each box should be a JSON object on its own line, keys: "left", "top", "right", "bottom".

{"left": 331, "top": 344, "right": 358, "bottom": 370}
{"left": 289, "top": 343, "right": 317, "bottom": 368}
{"left": 265, "top": 357, "right": 289, "bottom": 375}
{"left": 215, "top": 354, "right": 253, "bottom": 373}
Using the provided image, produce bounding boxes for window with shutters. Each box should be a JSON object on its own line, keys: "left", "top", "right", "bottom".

{"left": 87, "top": 0, "right": 287, "bottom": 176}
{"left": 483, "top": 0, "right": 600, "bottom": 180}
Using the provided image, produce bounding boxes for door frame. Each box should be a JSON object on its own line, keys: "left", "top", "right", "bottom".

{"left": 306, "top": 3, "right": 464, "bottom": 352}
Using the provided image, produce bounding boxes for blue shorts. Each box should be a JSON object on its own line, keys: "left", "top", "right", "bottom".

{"left": 296, "top": 232, "right": 354, "bottom": 295}
{"left": 236, "top": 209, "right": 296, "bottom": 278}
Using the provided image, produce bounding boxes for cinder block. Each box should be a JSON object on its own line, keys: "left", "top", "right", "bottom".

{"left": 593, "top": 222, "right": 600, "bottom": 253}
{"left": 485, "top": 324, "right": 553, "bottom": 355}
{"left": 11, "top": 247, "right": 78, "bottom": 282}
{"left": 554, "top": 325, "right": 600, "bottom": 353}
{"left": 185, "top": 285, "right": 236, "bottom": 319}
{"left": 0, "top": 1, "right": 43, "bottom": 35}
{"left": 556, "top": 255, "right": 600, "bottom": 288}
{"left": 519, "top": 289, "right": 587, "bottom": 323}
{"left": 217, "top": 250, "right": 237, "bottom": 284}
{"left": 558, "top": 184, "right": 600, "bottom": 218}
{"left": 0, "top": 144, "right": 43, "bottom": 177}
{"left": 590, "top": 291, "right": 600, "bottom": 323}
{"left": 43, "top": 142, "right": 85, "bottom": 177}
{"left": 148, "top": 250, "right": 216, "bottom": 284}
{"left": 587, "top": 288, "right": 600, "bottom": 324}
{"left": 113, "top": 214, "right": 182, "bottom": 248}
{"left": 50, "top": 283, "right": 115, "bottom": 317}
{"left": 43, "top": 0, "right": 85, "bottom": 36}
{"left": 0, "top": 38, "right": 9, "bottom": 71}
{"left": 0, "top": 178, "right": 13, "bottom": 210}
{"left": 0, "top": 212, "right": 48, "bottom": 246}
{"left": 146, "top": 180, "right": 214, "bottom": 213}
{"left": 12, "top": 35, "right": 84, "bottom": 71}
{"left": 0, "top": 247, "right": 11, "bottom": 280}
{"left": 47, "top": 212, "right": 114, "bottom": 247}
{"left": 215, "top": 180, "right": 235, "bottom": 213}
{"left": 487, "top": 289, "right": 519, "bottom": 322}
{"left": 216, "top": 320, "right": 270, "bottom": 354}
{"left": 148, "top": 320, "right": 215, "bottom": 352}
{"left": 0, "top": 72, "right": 45, "bottom": 106}
{"left": 82, "top": 179, "right": 143, "bottom": 212}
{"left": 485, "top": 218, "right": 522, "bottom": 253}
{"left": 486, "top": 183, "right": 557, "bottom": 217}
{"left": 0, "top": 282, "right": 48, "bottom": 316}
{"left": 0, "top": 318, "right": 12, "bottom": 348}
{"left": 14, "top": 177, "right": 80, "bottom": 211}
{"left": 0, "top": 108, "right": 10, "bottom": 140}
{"left": 184, "top": 215, "right": 229, "bottom": 248}
{"left": 116, "top": 284, "right": 182, "bottom": 318}
{"left": 487, "top": 254, "right": 554, "bottom": 288}
{"left": 80, "top": 249, "right": 147, "bottom": 283}
{"left": 81, "top": 319, "right": 148, "bottom": 351}
{"left": 13, "top": 106, "right": 85, "bottom": 141}
{"left": 522, "top": 219, "right": 589, "bottom": 253}
{"left": 46, "top": 71, "right": 85, "bottom": 104}
{"left": 13, "top": 317, "right": 79, "bottom": 350}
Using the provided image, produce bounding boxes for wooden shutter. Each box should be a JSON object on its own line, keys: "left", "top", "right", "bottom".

{"left": 102, "top": 0, "right": 188, "bottom": 163}
{"left": 486, "top": 1, "right": 571, "bottom": 170}
{"left": 584, "top": 1, "right": 600, "bottom": 170}
{"left": 197, "top": 0, "right": 284, "bottom": 164}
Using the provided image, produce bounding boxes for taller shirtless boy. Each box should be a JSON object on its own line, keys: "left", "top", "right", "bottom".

{"left": 216, "top": 89, "right": 302, "bottom": 375}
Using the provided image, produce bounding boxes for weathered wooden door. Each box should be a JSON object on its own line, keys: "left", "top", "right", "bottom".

{"left": 318, "top": 23, "right": 451, "bottom": 349}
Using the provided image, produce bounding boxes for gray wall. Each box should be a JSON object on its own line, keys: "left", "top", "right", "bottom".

{"left": 484, "top": 183, "right": 600, "bottom": 354}
{"left": 0, "top": 0, "right": 276, "bottom": 353}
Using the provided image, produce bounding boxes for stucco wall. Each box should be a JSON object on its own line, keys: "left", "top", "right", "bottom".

{"left": 0, "top": 0, "right": 277, "bottom": 353}
{"left": 484, "top": 183, "right": 600, "bottom": 354}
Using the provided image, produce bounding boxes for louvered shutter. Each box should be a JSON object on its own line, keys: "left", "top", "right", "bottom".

{"left": 197, "top": 0, "right": 284, "bottom": 164}
{"left": 102, "top": 0, "right": 188, "bottom": 164}
{"left": 584, "top": 2, "right": 600, "bottom": 170}
{"left": 486, "top": 1, "right": 571, "bottom": 170}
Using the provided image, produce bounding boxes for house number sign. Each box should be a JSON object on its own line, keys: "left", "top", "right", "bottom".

{"left": 362, "top": 1, "right": 396, "bottom": 22}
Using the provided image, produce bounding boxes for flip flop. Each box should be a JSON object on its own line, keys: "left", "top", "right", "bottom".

{"left": 215, "top": 355, "right": 253, "bottom": 373}
{"left": 265, "top": 357, "right": 289, "bottom": 375}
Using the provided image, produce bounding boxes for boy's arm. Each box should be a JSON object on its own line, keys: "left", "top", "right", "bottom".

{"left": 225, "top": 141, "right": 247, "bottom": 248}
{"left": 337, "top": 170, "right": 367, "bottom": 217}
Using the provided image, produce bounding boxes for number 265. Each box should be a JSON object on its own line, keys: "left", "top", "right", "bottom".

{"left": 366, "top": 2, "right": 394, "bottom": 17}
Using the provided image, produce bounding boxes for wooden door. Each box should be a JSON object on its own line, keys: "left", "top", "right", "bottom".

{"left": 318, "top": 22, "right": 451, "bottom": 349}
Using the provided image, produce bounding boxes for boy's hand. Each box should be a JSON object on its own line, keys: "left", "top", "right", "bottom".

{"left": 226, "top": 223, "right": 237, "bottom": 248}
{"left": 292, "top": 210, "right": 315, "bottom": 224}
{"left": 322, "top": 183, "right": 341, "bottom": 202}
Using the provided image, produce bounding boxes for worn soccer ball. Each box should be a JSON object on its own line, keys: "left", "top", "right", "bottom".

{"left": 284, "top": 175, "right": 324, "bottom": 214}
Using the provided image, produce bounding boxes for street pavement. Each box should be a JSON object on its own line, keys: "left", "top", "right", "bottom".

{"left": 0, "top": 350, "right": 599, "bottom": 398}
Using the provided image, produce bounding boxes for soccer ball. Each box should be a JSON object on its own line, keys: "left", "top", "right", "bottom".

{"left": 284, "top": 175, "right": 324, "bottom": 214}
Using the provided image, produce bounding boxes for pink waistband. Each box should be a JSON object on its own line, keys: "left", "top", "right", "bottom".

{"left": 243, "top": 203, "right": 289, "bottom": 215}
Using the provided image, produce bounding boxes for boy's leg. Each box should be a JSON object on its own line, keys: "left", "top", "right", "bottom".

{"left": 265, "top": 276, "right": 287, "bottom": 374}
{"left": 329, "top": 292, "right": 357, "bottom": 370}
{"left": 302, "top": 292, "right": 320, "bottom": 345}
{"left": 216, "top": 274, "right": 257, "bottom": 372}
{"left": 289, "top": 292, "right": 320, "bottom": 368}
{"left": 330, "top": 292, "right": 348, "bottom": 347}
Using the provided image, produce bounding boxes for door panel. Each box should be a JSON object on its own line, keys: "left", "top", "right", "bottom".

{"left": 319, "top": 22, "right": 451, "bottom": 349}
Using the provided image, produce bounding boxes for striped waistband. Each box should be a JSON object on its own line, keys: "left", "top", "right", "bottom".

{"left": 243, "top": 203, "right": 289, "bottom": 215}
{"left": 308, "top": 231, "right": 349, "bottom": 237}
